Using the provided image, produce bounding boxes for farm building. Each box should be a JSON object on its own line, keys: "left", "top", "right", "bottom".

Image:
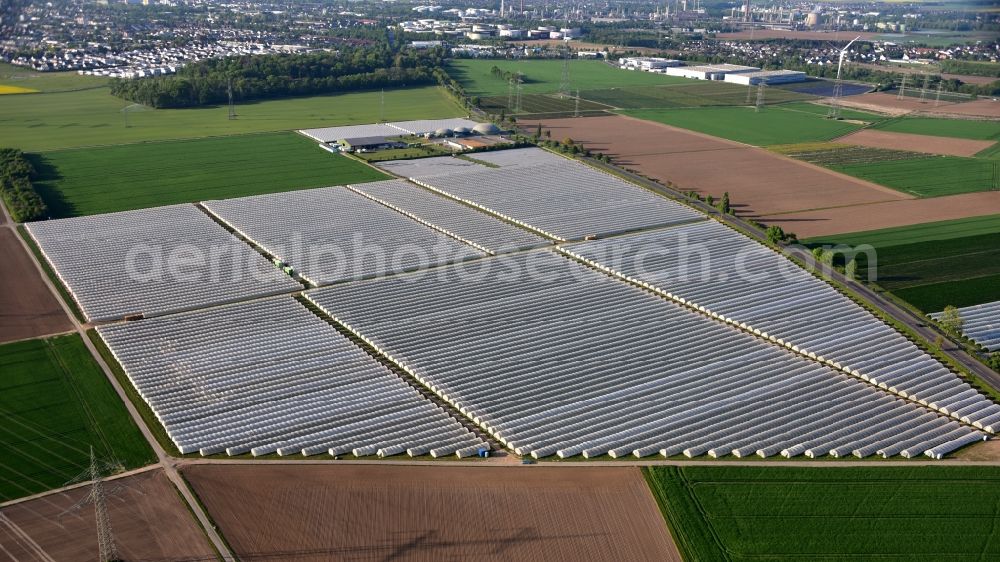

{"left": 724, "top": 69, "right": 808, "bottom": 86}
{"left": 666, "top": 63, "right": 760, "bottom": 80}
{"left": 337, "top": 136, "right": 405, "bottom": 152}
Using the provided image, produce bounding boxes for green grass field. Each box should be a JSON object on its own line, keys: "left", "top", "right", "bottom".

{"left": 580, "top": 82, "right": 818, "bottom": 110}
{"left": 31, "top": 132, "right": 389, "bottom": 218}
{"left": 448, "top": 59, "right": 689, "bottom": 97}
{"left": 0, "top": 84, "right": 464, "bottom": 152}
{"left": 873, "top": 117, "right": 1000, "bottom": 141}
{"left": 805, "top": 214, "right": 1000, "bottom": 311}
{"left": 621, "top": 103, "right": 877, "bottom": 146}
{"left": 0, "top": 335, "right": 154, "bottom": 501}
{"left": 0, "top": 62, "right": 109, "bottom": 93}
{"left": 645, "top": 465, "right": 1000, "bottom": 562}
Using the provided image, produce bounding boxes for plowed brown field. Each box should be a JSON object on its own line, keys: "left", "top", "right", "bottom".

{"left": 838, "top": 129, "right": 996, "bottom": 157}
{"left": 761, "top": 191, "right": 1000, "bottom": 238}
{"left": 524, "top": 114, "right": 908, "bottom": 218}
{"left": 0, "top": 469, "right": 215, "bottom": 561}
{"left": 522, "top": 114, "right": 1000, "bottom": 237}
{"left": 184, "top": 464, "right": 681, "bottom": 562}
{"left": 836, "top": 92, "right": 956, "bottom": 115}
{"left": 0, "top": 228, "right": 71, "bottom": 343}
{"left": 924, "top": 98, "right": 1000, "bottom": 119}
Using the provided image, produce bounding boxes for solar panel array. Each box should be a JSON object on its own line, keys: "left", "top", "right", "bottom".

{"left": 299, "top": 118, "right": 481, "bottom": 143}
{"left": 26, "top": 205, "right": 299, "bottom": 322}
{"left": 202, "top": 186, "right": 485, "bottom": 287}
{"left": 931, "top": 301, "right": 1000, "bottom": 352}
{"left": 562, "top": 220, "right": 1000, "bottom": 429}
{"left": 349, "top": 180, "right": 549, "bottom": 254}
{"left": 306, "top": 251, "right": 983, "bottom": 460}
{"left": 378, "top": 148, "right": 704, "bottom": 241}
{"left": 97, "top": 298, "right": 484, "bottom": 458}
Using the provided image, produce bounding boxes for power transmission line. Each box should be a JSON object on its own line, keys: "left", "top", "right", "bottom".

{"left": 227, "top": 78, "right": 236, "bottom": 120}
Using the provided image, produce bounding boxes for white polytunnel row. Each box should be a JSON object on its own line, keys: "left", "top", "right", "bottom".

{"left": 298, "top": 118, "right": 481, "bottom": 143}
{"left": 930, "top": 300, "right": 1000, "bottom": 352}
{"left": 304, "top": 251, "right": 985, "bottom": 460}
{"left": 348, "top": 179, "right": 549, "bottom": 254}
{"left": 561, "top": 220, "right": 1000, "bottom": 428}
{"left": 96, "top": 297, "right": 483, "bottom": 458}
{"left": 201, "top": 185, "right": 486, "bottom": 287}
{"left": 376, "top": 148, "right": 704, "bottom": 241}
{"left": 25, "top": 204, "right": 300, "bottom": 322}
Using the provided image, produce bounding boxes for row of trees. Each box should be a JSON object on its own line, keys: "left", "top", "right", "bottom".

{"left": 0, "top": 149, "right": 46, "bottom": 222}
{"left": 110, "top": 47, "right": 449, "bottom": 108}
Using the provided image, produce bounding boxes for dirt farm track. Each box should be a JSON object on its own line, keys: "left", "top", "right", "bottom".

{"left": 183, "top": 464, "right": 681, "bottom": 562}
{"left": 0, "top": 227, "right": 72, "bottom": 343}
{"left": 525, "top": 114, "right": 1000, "bottom": 238}
{"left": 0, "top": 469, "right": 216, "bottom": 561}
{"left": 837, "top": 128, "right": 996, "bottom": 157}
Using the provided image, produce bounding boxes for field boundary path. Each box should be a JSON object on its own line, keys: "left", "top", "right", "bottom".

{"left": 0, "top": 199, "right": 235, "bottom": 562}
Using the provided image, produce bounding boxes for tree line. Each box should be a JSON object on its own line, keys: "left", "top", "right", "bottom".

{"left": 0, "top": 149, "right": 46, "bottom": 222}
{"left": 490, "top": 65, "right": 524, "bottom": 84}
{"left": 110, "top": 47, "right": 449, "bottom": 108}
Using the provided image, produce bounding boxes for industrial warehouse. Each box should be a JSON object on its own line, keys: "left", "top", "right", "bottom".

{"left": 619, "top": 56, "right": 808, "bottom": 84}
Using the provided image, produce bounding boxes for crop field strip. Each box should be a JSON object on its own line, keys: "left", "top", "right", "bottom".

{"left": 779, "top": 142, "right": 1000, "bottom": 197}
{"left": 578, "top": 82, "right": 816, "bottom": 110}
{"left": 96, "top": 297, "right": 483, "bottom": 458}
{"left": 478, "top": 93, "right": 612, "bottom": 117}
{"left": 872, "top": 116, "right": 1000, "bottom": 141}
{"left": 447, "top": 59, "right": 690, "bottom": 97}
{"left": 645, "top": 465, "right": 1000, "bottom": 561}
{"left": 26, "top": 204, "right": 300, "bottom": 322}
{"left": 31, "top": 132, "right": 388, "bottom": 218}
{"left": 348, "top": 179, "right": 549, "bottom": 254}
{"left": 298, "top": 118, "right": 480, "bottom": 143}
{"left": 620, "top": 103, "right": 876, "bottom": 146}
{"left": 377, "top": 147, "right": 704, "bottom": 241}
{"left": 562, "top": 220, "right": 1000, "bottom": 431}
{"left": 306, "top": 251, "right": 983, "bottom": 460}
{"left": 202, "top": 185, "right": 486, "bottom": 287}
{"left": 930, "top": 301, "right": 1000, "bottom": 351}
{"left": 804, "top": 214, "right": 1000, "bottom": 312}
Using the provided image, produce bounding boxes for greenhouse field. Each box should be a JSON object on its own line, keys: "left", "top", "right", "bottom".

{"left": 31, "top": 132, "right": 388, "bottom": 217}
{"left": 0, "top": 335, "right": 154, "bottom": 501}
{"left": 645, "top": 465, "right": 1000, "bottom": 562}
